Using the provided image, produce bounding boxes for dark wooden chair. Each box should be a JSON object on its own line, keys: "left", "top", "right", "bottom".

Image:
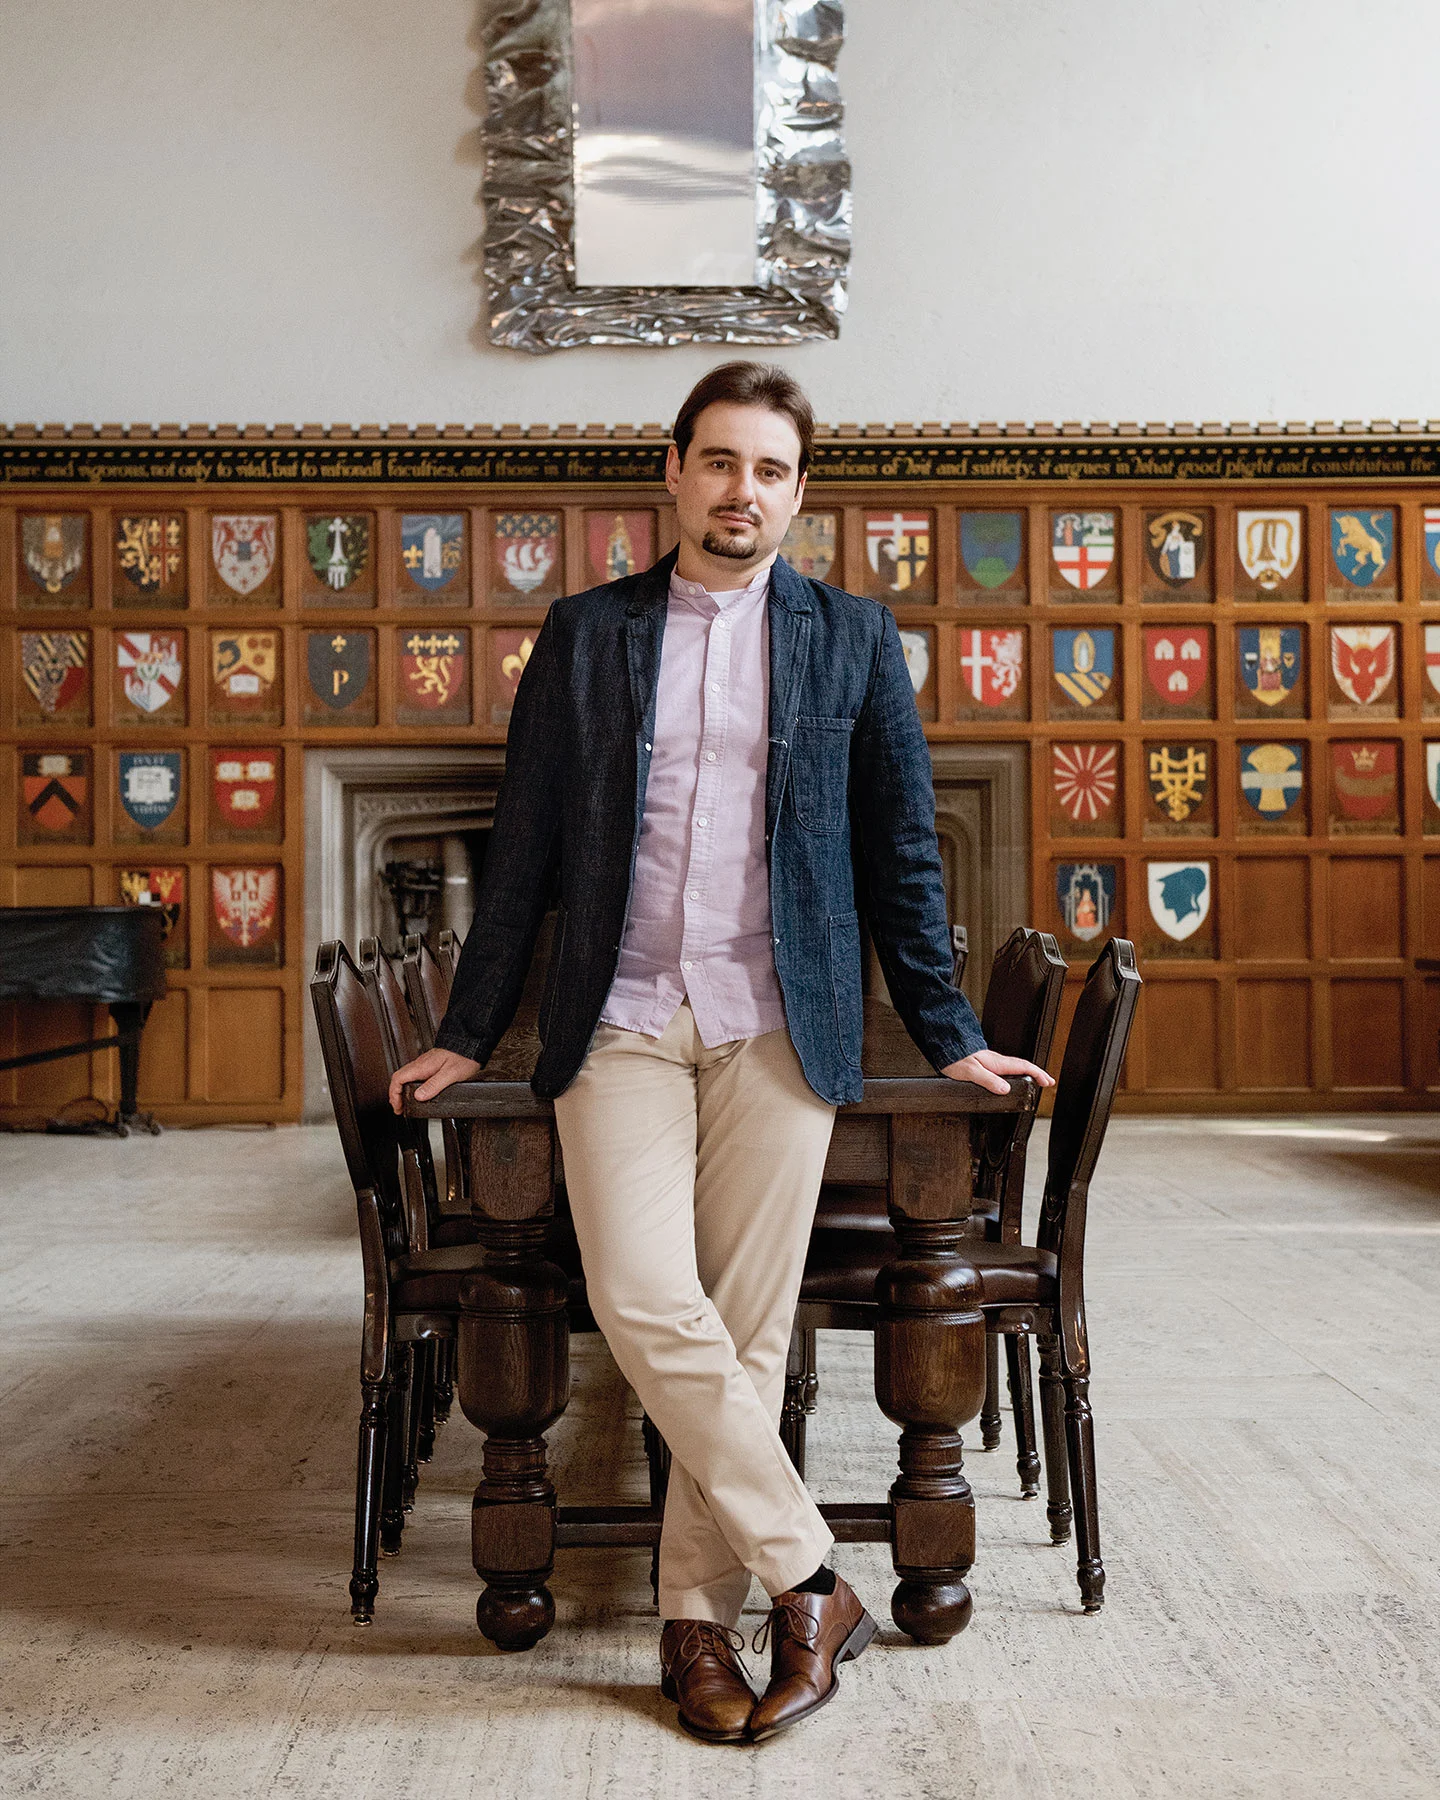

{"left": 794, "top": 937, "right": 1139, "bottom": 1613}
{"left": 311, "top": 938, "right": 493, "bottom": 1623}
{"left": 794, "top": 926, "right": 1068, "bottom": 1500}
{"left": 402, "top": 930, "right": 469, "bottom": 1214}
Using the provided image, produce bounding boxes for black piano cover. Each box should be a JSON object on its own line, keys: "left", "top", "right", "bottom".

{"left": 0, "top": 907, "right": 168, "bottom": 1004}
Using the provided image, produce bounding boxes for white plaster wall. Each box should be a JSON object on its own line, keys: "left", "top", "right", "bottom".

{"left": 1, "top": 0, "right": 1436, "bottom": 426}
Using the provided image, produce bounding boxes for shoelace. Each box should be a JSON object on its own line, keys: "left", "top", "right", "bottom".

{"left": 751, "top": 1597, "right": 820, "bottom": 1657}
{"left": 665, "top": 1620, "right": 748, "bottom": 1679}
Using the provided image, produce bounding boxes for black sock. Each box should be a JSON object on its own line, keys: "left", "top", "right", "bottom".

{"left": 792, "top": 1564, "right": 836, "bottom": 1595}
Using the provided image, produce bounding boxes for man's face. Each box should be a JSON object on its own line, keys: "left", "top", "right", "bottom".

{"left": 665, "top": 402, "right": 806, "bottom": 571}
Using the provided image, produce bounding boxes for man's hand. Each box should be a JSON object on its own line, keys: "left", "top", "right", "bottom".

{"left": 940, "top": 1048, "right": 1055, "bottom": 1096}
{"left": 388, "top": 1048, "right": 482, "bottom": 1114}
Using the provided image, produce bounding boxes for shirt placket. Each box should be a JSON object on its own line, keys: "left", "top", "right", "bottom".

{"left": 678, "top": 599, "right": 733, "bottom": 1030}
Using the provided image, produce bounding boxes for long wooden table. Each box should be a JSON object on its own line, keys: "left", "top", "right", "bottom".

{"left": 406, "top": 997, "right": 1036, "bottom": 1649}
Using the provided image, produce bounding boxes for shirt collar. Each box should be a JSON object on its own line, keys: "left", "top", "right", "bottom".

{"left": 669, "top": 556, "right": 775, "bottom": 616}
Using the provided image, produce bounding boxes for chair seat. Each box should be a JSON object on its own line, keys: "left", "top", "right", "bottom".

{"left": 391, "top": 1223, "right": 589, "bottom": 1313}
{"left": 429, "top": 1213, "right": 482, "bottom": 1248}
{"left": 813, "top": 1186, "right": 889, "bottom": 1231}
{"left": 800, "top": 1228, "right": 1058, "bottom": 1308}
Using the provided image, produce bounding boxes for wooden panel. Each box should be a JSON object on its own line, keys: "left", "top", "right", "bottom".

{"left": 1421, "top": 858, "right": 1440, "bottom": 959}
{"left": 1233, "top": 858, "right": 1308, "bottom": 961}
{"left": 206, "top": 989, "right": 283, "bottom": 1101}
{"left": 1236, "top": 980, "right": 1311, "bottom": 1089}
{"left": 1143, "top": 981, "right": 1219, "bottom": 1090}
{"left": 137, "top": 988, "right": 188, "bottom": 1104}
{"left": 6, "top": 999, "right": 96, "bottom": 1114}
{"left": 14, "top": 864, "right": 91, "bottom": 906}
{"left": 1329, "top": 857, "right": 1404, "bottom": 960}
{"left": 1331, "top": 980, "right": 1405, "bottom": 1088}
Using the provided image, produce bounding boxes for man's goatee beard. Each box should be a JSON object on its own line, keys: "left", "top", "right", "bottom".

{"left": 702, "top": 527, "right": 759, "bottom": 560}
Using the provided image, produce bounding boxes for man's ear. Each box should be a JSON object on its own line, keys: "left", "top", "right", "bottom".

{"left": 664, "top": 442, "right": 682, "bottom": 494}
{"left": 792, "top": 470, "right": 807, "bottom": 516}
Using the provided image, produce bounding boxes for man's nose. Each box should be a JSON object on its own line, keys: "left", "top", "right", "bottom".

{"left": 728, "top": 466, "right": 759, "bottom": 504}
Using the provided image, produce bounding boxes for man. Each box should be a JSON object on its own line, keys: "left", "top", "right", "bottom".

{"left": 389, "top": 362, "right": 1051, "bottom": 1743}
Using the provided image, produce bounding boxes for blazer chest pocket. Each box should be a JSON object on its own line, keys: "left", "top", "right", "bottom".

{"left": 790, "top": 715, "right": 854, "bottom": 834}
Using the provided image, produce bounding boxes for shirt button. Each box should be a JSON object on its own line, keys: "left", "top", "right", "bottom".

{"left": 696, "top": 815, "right": 708, "bottom": 827}
{"left": 705, "top": 751, "right": 717, "bottom": 763}
{"left": 683, "top": 960, "right": 694, "bottom": 970}
{"left": 644, "top": 742, "right": 652, "bottom": 751}
{"left": 688, "top": 889, "right": 700, "bottom": 900}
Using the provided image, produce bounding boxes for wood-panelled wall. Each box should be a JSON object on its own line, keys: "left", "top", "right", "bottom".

{"left": 3, "top": 421, "right": 1439, "bottom": 1120}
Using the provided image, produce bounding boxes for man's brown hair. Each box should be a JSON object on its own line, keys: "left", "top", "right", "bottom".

{"left": 671, "top": 361, "right": 815, "bottom": 480}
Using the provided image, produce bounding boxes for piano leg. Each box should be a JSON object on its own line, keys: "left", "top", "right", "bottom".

{"left": 111, "top": 1003, "right": 161, "bottom": 1136}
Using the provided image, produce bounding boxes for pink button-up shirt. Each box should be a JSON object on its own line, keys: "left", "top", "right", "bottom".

{"left": 600, "top": 561, "right": 787, "bottom": 1046}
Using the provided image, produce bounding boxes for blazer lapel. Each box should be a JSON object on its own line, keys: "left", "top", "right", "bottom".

{"left": 624, "top": 550, "right": 676, "bottom": 826}
{"left": 766, "top": 556, "right": 813, "bottom": 837}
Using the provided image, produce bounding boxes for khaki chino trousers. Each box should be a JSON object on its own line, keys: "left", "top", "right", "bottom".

{"left": 553, "top": 1001, "right": 837, "bottom": 1626}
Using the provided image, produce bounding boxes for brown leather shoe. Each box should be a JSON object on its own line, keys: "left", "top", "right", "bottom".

{"left": 748, "top": 1576, "right": 877, "bottom": 1742}
{"left": 658, "top": 1619, "right": 756, "bottom": 1744}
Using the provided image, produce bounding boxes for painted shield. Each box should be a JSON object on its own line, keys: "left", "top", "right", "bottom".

{"left": 1051, "top": 743, "right": 1118, "bottom": 826}
{"left": 779, "top": 514, "right": 836, "bottom": 580}
{"left": 1424, "top": 623, "right": 1440, "bottom": 699}
{"left": 212, "top": 514, "right": 277, "bottom": 596}
{"left": 22, "top": 514, "right": 85, "bottom": 595}
{"left": 1240, "top": 743, "right": 1305, "bottom": 819}
{"left": 496, "top": 512, "right": 560, "bottom": 593}
{"left": 866, "top": 512, "right": 930, "bottom": 592}
{"left": 1147, "top": 862, "right": 1211, "bottom": 941}
{"left": 960, "top": 512, "right": 1022, "bottom": 588}
{"left": 898, "top": 630, "right": 931, "bottom": 696}
{"left": 496, "top": 632, "right": 535, "bottom": 704}
{"left": 400, "top": 630, "right": 467, "bottom": 709}
{"left": 21, "top": 631, "right": 88, "bottom": 714}
{"left": 307, "top": 513, "right": 370, "bottom": 591}
{"left": 115, "top": 514, "right": 183, "bottom": 593}
{"left": 1331, "top": 624, "right": 1395, "bottom": 706}
{"left": 1426, "top": 507, "right": 1440, "bottom": 579}
{"left": 1237, "top": 510, "right": 1301, "bottom": 588}
{"left": 116, "top": 633, "right": 183, "bottom": 714}
{"left": 118, "top": 866, "right": 185, "bottom": 961}
{"left": 23, "top": 751, "right": 87, "bottom": 833}
{"left": 118, "top": 752, "right": 182, "bottom": 832}
{"left": 211, "top": 751, "right": 278, "bottom": 831}
{"left": 958, "top": 629, "right": 1024, "bottom": 705}
{"left": 212, "top": 866, "right": 279, "bottom": 948}
{"left": 1145, "top": 510, "right": 1206, "bottom": 588}
{"left": 1331, "top": 742, "right": 1397, "bottom": 821}
{"left": 1427, "top": 743, "right": 1440, "bottom": 811}
{"left": 402, "top": 513, "right": 465, "bottom": 591}
{"left": 1144, "top": 628, "right": 1209, "bottom": 705}
{"left": 1147, "top": 744, "right": 1209, "bottom": 824}
{"left": 308, "top": 631, "right": 371, "bottom": 709}
{"left": 1330, "top": 509, "right": 1393, "bottom": 588}
{"left": 1051, "top": 511, "right": 1115, "bottom": 590}
{"left": 1052, "top": 628, "right": 1114, "bottom": 706}
{"left": 587, "top": 510, "right": 653, "bottom": 583}
{"left": 1056, "top": 863, "right": 1115, "bottom": 943}
{"left": 1237, "top": 627, "right": 1301, "bottom": 706}
{"left": 211, "top": 631, "right": 278, "bottom": 702}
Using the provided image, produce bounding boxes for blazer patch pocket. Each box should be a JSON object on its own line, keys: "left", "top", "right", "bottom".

{"left": 791, "top": 715, "right": 855, "bottom": 833}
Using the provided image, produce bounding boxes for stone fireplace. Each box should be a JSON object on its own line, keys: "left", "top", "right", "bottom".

{"left": 303, "top": 742, "right": 1028, "bottom": 1120}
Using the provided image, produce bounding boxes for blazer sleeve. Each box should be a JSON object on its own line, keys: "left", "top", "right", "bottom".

{"left": 434, "top": 612, "right": 565, "bottom": 1063}
{"left": 850, "top": 605, "right": 988, "bottom": 1070}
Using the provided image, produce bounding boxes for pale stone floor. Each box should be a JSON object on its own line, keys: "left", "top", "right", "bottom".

{"left": 3, "top": 1116, "right": 1440, "bottom": 1799}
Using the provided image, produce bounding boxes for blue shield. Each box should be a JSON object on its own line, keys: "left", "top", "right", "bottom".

{"left": 1055, "top": 862, "right": 1115, "bottom": 943}
{"left": 1331, "top": 509, "right": 1393, "bottom": 587}
{"left": 1426, "top": 508, "right": 1440, "bottom": 578}
{"left": 118, "top": 752, "right": 182, "bottom": 831}
{"left": 1052, "top": 628, "right": 1115, "bottom": 707}
{"left": 1239, "top": 743, "right": 1304, "bottom": 818}
{"left": 1237, "top": 627, "right": 1301, "bottom": 703}
{"left": 401, "top": 513, "right": 465, "bottom": 591}
{"left": 960, "top": 512, "right": 1022, "bottom": 589}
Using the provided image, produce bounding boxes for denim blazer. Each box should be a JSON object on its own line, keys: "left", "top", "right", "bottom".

{"left": 435, "top": 549, "right": 986, "bottom": 1105}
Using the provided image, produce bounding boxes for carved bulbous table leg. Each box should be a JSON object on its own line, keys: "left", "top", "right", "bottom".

{"left": 459, "top": 1238, "right": 571, "bottom": 1650}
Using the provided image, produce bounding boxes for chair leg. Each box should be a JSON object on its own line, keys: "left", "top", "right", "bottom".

{"left": 401, "top": 1345, "right": 424, "bottom": 1512}
{"left": 980, "top": 1335, "right": 1003, "bottom": 1450}
{"left": 1063, "top": 1368, "right": 1105, "bottom": 1613}
{"left": 379, "top": 1365, "right": 407, "bottom": 1555}
{"left": 643, "top": 1413, "right": 670, "bottom": 1607}
{"left": 1005, "top": 1333, "right": 1041, "bottom": 1499}
{"left": 416, "top": 1341, "right": 437, "bottom": 1465}
{"left": 1036, "top": 1332, "right": 1072, "bottom": 1544}
{"left": 802, "top": 1326, "right": 819, "bottom": 1415}
{"left": 432, "top": 1337, "right": 455, "bottom": 1426}
{"left": 350, "top": 1378, "right": 388, "bottom": 1623}
{"left": 781, "top": 1324, "right": 809, "bottom": 1479}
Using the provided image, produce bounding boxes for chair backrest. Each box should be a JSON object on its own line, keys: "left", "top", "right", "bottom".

{"left": 361, "top": 937, "right": 424, "bottom": 1068}
{"left": 950, "top": 924, "right": 968, "bottom": 990}
{"left": 436, "top": 928, "right": 460, "bottom": 990}
{"left": 402, "top": 932, "right": 452, "bottom": 1052}
{"left": 972, "top": 927, "right": 1069, "bottom": 1235}
{"left": 1038, "top": 939, "right": 1141, "bottom": 1350}
{"left": 310, "top": 939, "right": 409, "bottom": 1258}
